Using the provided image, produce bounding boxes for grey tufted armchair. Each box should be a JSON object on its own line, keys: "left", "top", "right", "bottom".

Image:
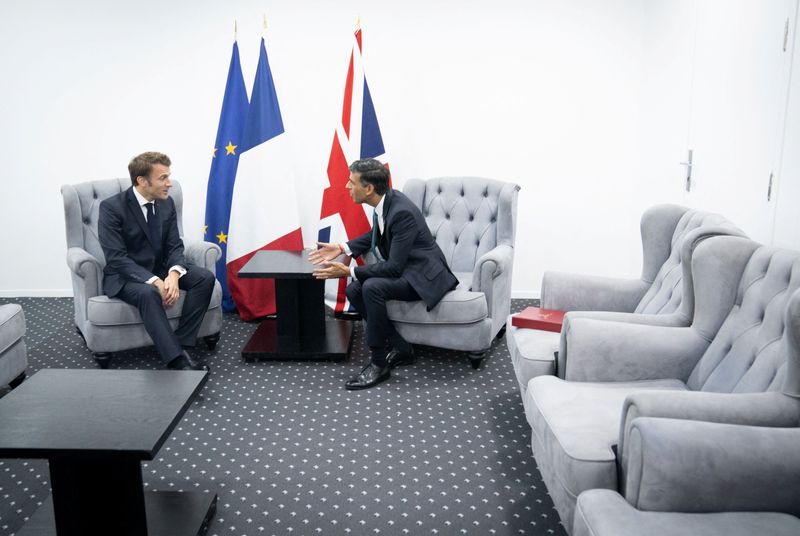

{"left": 385, "top": 177, "right": 520, "bottom": 368}
{"left": 508, "top": 204, "right": 744, "bottom": 395}
{"left": 523, "top": 236, "right": 800, "bottom": 533}
{"left": 0, "top": 304, "right": 27, "bottom": 388}
{"left": 61, "top": 178, "right": 223, "bottom": 368}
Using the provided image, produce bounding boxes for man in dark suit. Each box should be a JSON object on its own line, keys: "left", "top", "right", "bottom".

{"left": 98, "top": 151, "right": 215, "bottom": 371}
{"left": 311, "top": 158, "right": 457, "bottom": 389}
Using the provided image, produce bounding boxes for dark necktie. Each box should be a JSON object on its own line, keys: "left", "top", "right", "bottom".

{"left": 145, "top": 202, "right": 160, "bottom": 249}
{"left": 371, "top": 210, "right": 385, "bottom": 262}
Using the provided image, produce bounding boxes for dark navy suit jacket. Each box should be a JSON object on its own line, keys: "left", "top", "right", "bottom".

{"left": 347, "top": 189, "right": 457, "bottom": 309}
{"left": 98, "top": 187, "right": 186, "bottom": 298}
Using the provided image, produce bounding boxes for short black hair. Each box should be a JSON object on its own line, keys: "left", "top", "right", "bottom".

{"left": 129, "top": 151, "right": 171, "bottom": 186}
{"left": 349, "top": 158, "right": 390, "bottom": 195}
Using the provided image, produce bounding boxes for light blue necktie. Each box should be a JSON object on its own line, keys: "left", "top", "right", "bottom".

{"left": 371, "top": 210, "right": 385, "bottom": 262}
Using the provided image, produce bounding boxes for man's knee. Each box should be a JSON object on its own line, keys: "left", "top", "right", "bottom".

{"left": 345, "top": 280, "right": 362, "bottom": 301}
{"left": 199, "top": 268, "right": 215, "bottom": 288}
{"left": 361, "top": 278, "right": 386, "bottom": 299}
{"left": 140, "top": 284, "right": 163, "bottom": 307}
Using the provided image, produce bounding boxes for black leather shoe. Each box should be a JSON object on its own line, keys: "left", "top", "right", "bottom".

{"left": 167, "top": 351, "right": 210, "bottom": 372}
{"left": 386, "top": 347, "right": 415, "bottom": 368}
{"left": 345, "top": 363, "right": 390, "bottom": 390}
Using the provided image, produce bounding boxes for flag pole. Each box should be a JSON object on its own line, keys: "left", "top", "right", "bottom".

{"left": 234, "top": 19, "right": 238, "bottom": 41}
{"left": 356, "top": 16, "right": 361, "bottom": 30}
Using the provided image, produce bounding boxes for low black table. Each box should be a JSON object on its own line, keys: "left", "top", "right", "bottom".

{"left": 238, "top": 250, "right": 354, "bottom": 361}
{"left": 0, "top": 369, "right": 215, "bottom": 536}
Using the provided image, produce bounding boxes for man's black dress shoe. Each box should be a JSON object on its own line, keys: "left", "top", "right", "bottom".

{"left": 386, "top": 347, "right": 415, "bottom": 368}
{"left": 167, "top": 351, "right": 210, "bottom": 372}
{"left": 345, "top": 363, "right": 390, "bottom": 390}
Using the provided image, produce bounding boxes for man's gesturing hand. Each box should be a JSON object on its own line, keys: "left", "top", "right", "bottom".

{"left": 313, "top": 261, "right": 350, "bottom": 280}
{"left": 308, "top": 242, "right": 343, "bottom": 265}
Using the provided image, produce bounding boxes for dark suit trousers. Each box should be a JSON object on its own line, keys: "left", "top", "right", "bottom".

{"left": 346, "top": 277, "right": 420, "bottom": 360}
{"left": 116, "top": 265, "right": 216, "bottom": 363}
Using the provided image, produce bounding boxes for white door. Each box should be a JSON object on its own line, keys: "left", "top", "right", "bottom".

{"left": 686, "top": 0, "right": 797, "bottom": 242}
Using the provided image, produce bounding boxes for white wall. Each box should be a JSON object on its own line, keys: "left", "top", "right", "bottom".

{"left": 0, "top": 0, "right": 649, "bottom": 296}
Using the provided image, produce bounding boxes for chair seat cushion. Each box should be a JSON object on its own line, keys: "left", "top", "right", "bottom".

{"left": 87, "top": 284, "right": 222, "bottom": 326}
{"left": 574, "top": 489, "right": 800, "bottom": 536}
{"left": 507, "top": 321, "right": 560, "bottom": 392}
{"left": 0, "top": 304, "right": 26, "bottom": 354}
{"left": 525, "top": 376, "right": 687, "bottom": 502}
{"left": 388, "top": 290, "right": 488, "bottom": 325}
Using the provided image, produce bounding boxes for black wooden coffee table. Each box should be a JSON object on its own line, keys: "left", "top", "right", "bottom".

{"left": 0, "top": 369, "right": 215, "bottom": 536}
{"left": 238, "top": 250, "right": 354, "bottom": 361}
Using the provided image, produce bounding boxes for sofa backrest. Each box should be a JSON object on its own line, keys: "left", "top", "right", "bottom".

{"left": 403, "top": 177, "right": 520, "bottom": 274}
{"left": 61, "top": 178, "right": 185, "bottom": 266}
{"left": 635, "top": 208, "right": 743, "bottom": 318}
{"left": 687, "top": 243, "right": 800, "bottom": 394}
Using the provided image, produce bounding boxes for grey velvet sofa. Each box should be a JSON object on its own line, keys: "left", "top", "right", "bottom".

{"left": 0, "top": 304, "right": 27, "bottom": 388}
{"left": 523, "top": 236, "right": 800, "bottom": 533}
{"left": 386, "top": 177, "right": 520, "bottom": 368}
{"left": 573, "top": 422, "right": 800, "bottom": 536}
{"left": 61, "top": 178, "right": 223, "bottom": 368}
{"left": 508, "top": 204, "right": 743, "bottom": 395}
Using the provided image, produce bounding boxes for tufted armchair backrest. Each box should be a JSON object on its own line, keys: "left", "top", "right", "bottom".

{"left": 687, "top": 242, "right": 800, "bottom": 395}
{"left": 61, "top": 178, "right": 185, "bottom": 267}
{"left": 402, "top": 177, "right": 520, "bottom": 273}
{"left": 635, "top": 208, "right": 742, "bottom": 318}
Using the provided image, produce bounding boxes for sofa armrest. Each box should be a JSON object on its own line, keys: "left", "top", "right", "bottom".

{"left": 561, "top": 318, "right": 708, "bottom": 382}
{"left": 541, "top": 271, "right": 649, "bottom": 312}
{"left": 184, "top": 240, "right": 222, "bottom": 274}
{"left": 66, "top": 247, "right": 103, "bottom": 299}
{"left": 624, "top": 417, "right": 800, "bottom": 515}
{"left": 472, "top": 244, "right": 514, "bottom": 335}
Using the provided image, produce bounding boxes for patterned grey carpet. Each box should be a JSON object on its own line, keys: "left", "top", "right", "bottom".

{"left": 0, "top": 297, "right": 565, "bottom": 536}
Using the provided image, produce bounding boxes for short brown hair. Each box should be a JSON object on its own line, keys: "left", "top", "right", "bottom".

{"left": 128, "top": 151, "right": 171, "bottom": 186}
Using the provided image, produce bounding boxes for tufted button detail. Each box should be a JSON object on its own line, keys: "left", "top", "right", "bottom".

{"left": 93, "top": 193, "right": 98, "bottom": 199}
{"left": 469, "top": 215, "right": 474, "bottom": 221}
{"left": 454, "top": 238, "right": 459, "bottom": 244}
{"left": 490, "top": 217, "right": 496, "bottom": 223}
{"left": 475, "top": 241, "right": 480, "bottom": 247}
{"left": 483, "top": 189, "right": 489, "bottom": 197}
{"left": 438, "top": 187, "right": 442, "bottom": 194}
{"left": 445, "top": 214, "right": 450, "bottom": 220}
{"left": 460, "top": 189, "right": 465, "bottom": 196}
{"left": 83, "top": 218, "right": 90, "bottom": 224}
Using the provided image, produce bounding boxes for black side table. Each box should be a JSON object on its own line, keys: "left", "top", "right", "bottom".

{"left": 0, "top": 369, "right": 215, "bottom": 536}
{"left": 238, "top": 250, "right": 354, "bottom": 361}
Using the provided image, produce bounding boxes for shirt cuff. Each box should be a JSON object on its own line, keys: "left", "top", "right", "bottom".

{"left": 350, "top": 265, "right": 356, "bottom": 279}
{"left": 146, "top": 276, "right": 158, "bottom": 285}
{"left": 341, "top": 243, "right": 352, "bottom": 256}
{"left": 169, "top": 265, "right": 187, "bottom": 278}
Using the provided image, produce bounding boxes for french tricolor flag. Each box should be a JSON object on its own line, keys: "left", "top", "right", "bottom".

{"left": 318, "top": 26, "right": 389, "bottom": 312}
{"left": 226, "top": 37, "right": 304, "bottom": 321}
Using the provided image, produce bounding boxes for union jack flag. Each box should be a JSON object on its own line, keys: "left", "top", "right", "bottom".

{"left": 318, "top": 27, "right": 388, "bottom": 312}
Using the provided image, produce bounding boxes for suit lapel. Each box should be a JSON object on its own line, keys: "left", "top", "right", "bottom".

{"left": 126, "top": 188, "right": 151, "bottom": 243}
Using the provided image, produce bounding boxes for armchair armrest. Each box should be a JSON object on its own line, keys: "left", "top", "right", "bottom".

{"left": 184, "top": 240, "right": 222, "bottom": 274}
{"left": 66, "top": 247, "right": 103, "bottom": 299}
{"left": 541, "top": 271, "right": 649, "bottom": 312}
{"left": 472, "top": 244, "right": 514, "bottom": 335}
{"left": 561, "top": 318, "right": 709, "bottom": 382}
{"left": 623, "top": 417, "right": 800, "bottom": 515}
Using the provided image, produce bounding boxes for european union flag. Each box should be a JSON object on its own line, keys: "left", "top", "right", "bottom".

{"left": 204, "top": 41, "right": 249, "bottom": 312}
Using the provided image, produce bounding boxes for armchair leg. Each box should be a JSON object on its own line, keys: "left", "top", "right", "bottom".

{"left": 9, "top": 371, "right": 26, "bottom": 389}
{"left": 94, "top": 353, "right": 112, "bottom": 369}
{"left": 468, "top": 351, "right": 486, "bottom": 369}
{"left": 204, "top": 333, "right": 221, "bottom": 350}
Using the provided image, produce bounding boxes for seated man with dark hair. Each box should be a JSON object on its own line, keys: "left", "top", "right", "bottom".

{"left": 98, "top": 151, "right": 215, "bottom": 371}
{"left": 311, "top": 158, "right": 457, "bottom": 389}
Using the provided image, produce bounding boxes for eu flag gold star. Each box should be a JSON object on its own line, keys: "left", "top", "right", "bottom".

{"left": 225, "top": 141, "right": 237, "bottom": 155}
{"left": 216, "top": 231, "right": 228, "bottom": 244}
{"left": 212, "top": 148, "right": 218, "bottom": 158}
{"left": 203, "top": 225, "right": 208, "bottom": 235}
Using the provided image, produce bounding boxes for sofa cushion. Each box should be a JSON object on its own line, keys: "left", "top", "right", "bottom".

{"left": 507, "top": 322, "right": 559, "bottom": 394}
{"left": 0, "top": 304, "right": 26, "bottom": 354}
{"left": 87, "top": 284, "right": 222, "bottom": 326}
{"left": 525, "top": 376, "right": 687, "bottom": 507}
{"left": 388, "top": 290, "right": 488, "bottom": 325}
{"left": 574, "top": 489, "right": 800, "bottom": 536}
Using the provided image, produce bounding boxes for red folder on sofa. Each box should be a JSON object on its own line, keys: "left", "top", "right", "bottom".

{"left": 511, "top": 307, "right": 565, "bottom": 332}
